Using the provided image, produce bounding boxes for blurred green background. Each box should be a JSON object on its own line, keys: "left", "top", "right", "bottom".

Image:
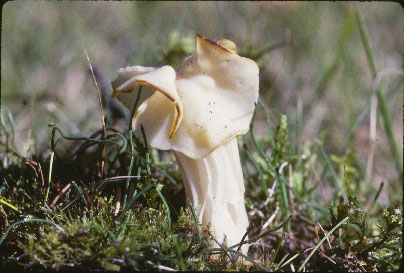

{"left": 1, "top": 2, "right": 402, "bottom": 203}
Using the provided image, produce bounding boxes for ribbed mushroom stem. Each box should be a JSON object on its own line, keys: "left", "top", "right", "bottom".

{"left": 174, "top": 137, "right": 249, "bottom": 254}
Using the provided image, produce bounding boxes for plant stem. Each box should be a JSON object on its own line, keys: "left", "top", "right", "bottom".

{"left": 45, "top": 151, "right": 54, "bottom": 203}
{"left": 123, "top": 86, "right": 142, "bottom": 209}
{"left": 298, "top": 216, "right": 349, "bottom": 272}
{"left": 355, "top": 8, "right": 403, "bottom": 177}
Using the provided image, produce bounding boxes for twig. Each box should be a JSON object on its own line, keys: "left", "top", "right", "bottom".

{"left": 313, "top": 225, "right": 324, "bottom": 252}
{"left": 276, "top": 252, "right": 300, "bottom": 271}
{"left": 275, "top": 253, "right": 290, "bottom": 270}
{"left": 262, "top": 206, "right": 279, "bottom": 230}
{"left": 317, "top": 222, "right": 332, "bottom": 249}
{"left": 237, "top": 225, "right": 253, "bottom": 253}
{"left": 83, "top": 47, "right": 107, "bottom": 178}
{"left": 60, "top": 194, "right": 81, "bottom": 212}
{"left": 37, "top": 162, "right": 45, "bottom": 189}
{"left": 206, "top": 229, "right": 233, "bottom": 262}
{"left": 319, "top": 252, "right": 336, "bottom": 265}
{"left": 22, "top": 159, "right": 46, "bottom": 194}
{"left": 50, "top": 182, "right": 72, "bottom": 206}
{"left": 77, "top": 179, "right": 94, "bottom": 210}
{"left": 227, "top": 215, "right": 291, "bottom": 249}
{"left": 49, "top": 180, "right": 62, "bottom": 201}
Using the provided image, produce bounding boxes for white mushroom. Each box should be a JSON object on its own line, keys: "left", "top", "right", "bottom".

{"left": 112, "top": 35, "right": 259, "bottom": 254}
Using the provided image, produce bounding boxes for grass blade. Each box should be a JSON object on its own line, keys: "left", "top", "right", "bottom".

{"left": 0, "top": 198, "right": 21, "bottom": 213}
{"left": 355, "top": 8, "right": 402, "bottom": 177}
{"left": 298, "top": 216, "right": 349, "bottom": 272}
{"left": 0, "top": 218, "right": 66, "bottom": 246}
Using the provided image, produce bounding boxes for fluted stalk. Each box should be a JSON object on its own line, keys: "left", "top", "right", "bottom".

{"left": 174, "top": 137, "right": 249, "bottom": 254}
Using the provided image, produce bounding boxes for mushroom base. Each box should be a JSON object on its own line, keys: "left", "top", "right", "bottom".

{"left": 174, "top": 137, "right": 250, "bottom": 254}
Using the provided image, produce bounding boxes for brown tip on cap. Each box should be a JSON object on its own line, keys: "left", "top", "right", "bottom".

{"left": 197, "top": 34, "right": 236, "bottom": 54}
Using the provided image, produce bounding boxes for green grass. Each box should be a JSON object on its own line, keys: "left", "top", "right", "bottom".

{"left": 1, "top": 2, "right": 402, "bottom": 271}
{"left": 0, "top": 103, "right": 401, "bottom": 271}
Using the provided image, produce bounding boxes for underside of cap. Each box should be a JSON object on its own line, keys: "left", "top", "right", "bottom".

{"left": 112, "top": 35, "right": 259, "bottom": 159}
{"left": 113, "top": 66, "right": 183, "bottom": 138}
